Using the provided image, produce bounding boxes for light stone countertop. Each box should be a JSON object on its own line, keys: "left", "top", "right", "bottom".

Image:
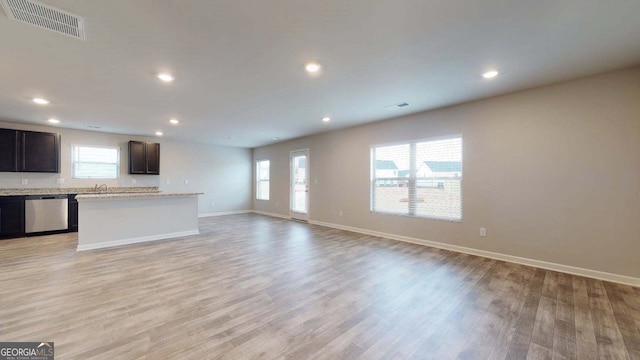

{"left": 75, "top": 192, "right": 203, "bottom": 201}
{"left": 0, "top": 187, "right": 160, "bottom": 196}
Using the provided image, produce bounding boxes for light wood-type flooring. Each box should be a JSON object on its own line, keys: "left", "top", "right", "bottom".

{"left": 1, "top": 214, "right": 639, "bottom": 359}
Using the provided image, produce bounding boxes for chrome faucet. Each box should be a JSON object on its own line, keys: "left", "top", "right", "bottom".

{"left": 94, "top": 184, "right": 108, "bottom": 193}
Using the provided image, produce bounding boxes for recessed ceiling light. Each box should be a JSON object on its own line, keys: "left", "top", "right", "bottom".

{"left": 272, "top": 137, "right": 280, "bottom": 140}
{"left": 322, "top": 117, "right": 331, "bottom": 122}
{"left": 157, "top": 73, "right": 174, "bottom": 82}
{"left": 482, "top": 70, "right": 499, "bottom": 79}
{"left": 47, "top": 118, "right": 60, "bottom": 124}
{"left": 169, "top": 119, "right": 179, "bottom": 124}
{"left": 305, "top": 63, "right": 321, "bottom": 73}
{"left": 33, "top": 98, "right": 50, "bottom": 105}
{"left": 155, "top": 131, "right": 163, "bottom": 136}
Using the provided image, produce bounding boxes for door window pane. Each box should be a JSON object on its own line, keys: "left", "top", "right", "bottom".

{"left": 292, "top": 155, "right": 307, "bottom": 213}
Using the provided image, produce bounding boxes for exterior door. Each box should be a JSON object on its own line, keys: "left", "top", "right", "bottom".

{"left": 290, "top": 149, "right": 309, "bottom": 221}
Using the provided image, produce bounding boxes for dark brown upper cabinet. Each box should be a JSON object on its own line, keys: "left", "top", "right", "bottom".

{"left": 0, "top": 129, "right": 19, "bottom": 172}
{"left": 128, "top": 141, "right": 146, "bottom": 174}
{"left": 145, "top": 142, "right": 160, "bottom": 174}
{"left": 20, "top": 131, "right": 60, "bottom": 172}
{"left": 128, "top": 141, "right": 160, "bottom": 175}
{"left": 0, "top": 128, "right": 60, "bottom": 173}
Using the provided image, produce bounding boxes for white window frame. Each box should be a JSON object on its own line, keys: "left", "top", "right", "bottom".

{"left": 71, "top": 144, "right": 121, "bottom": 179}
{"left": 256, "top": 159, "right": 270, "bottom": 201}
{"left": 370, "top": 134, "right": 463, "bottom": 222}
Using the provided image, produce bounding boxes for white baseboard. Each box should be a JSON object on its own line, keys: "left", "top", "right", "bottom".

{"left": 199, "top": 210, "right": 251, "bottom": 218}
{"left": 252, "top": 210, "right": 291, "bottom": 220}
{"left": 77, "top": 230, "right": 200, "bottom": 251}
{"left": 309, "top": 220, "right": 640, "bottom": 287}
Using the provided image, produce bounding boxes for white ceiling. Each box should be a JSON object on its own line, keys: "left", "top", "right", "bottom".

{"left": 1, "top": 0, "right": 639, "bottom": 148}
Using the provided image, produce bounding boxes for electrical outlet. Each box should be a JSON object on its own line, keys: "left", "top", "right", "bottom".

{"left": 339, "top": 210, "right": 343, "bottom": 217}
{"left": 275, "top": 202, "right": 279, "bottom": 208}
{"left": 21, "top": 179, "right": 28, "bottom": 185}
{"left": 131, "top": 179, "right": 137, "bottom": 184}
{"left": 56, "top": 178, "right": 65, "bottom": 184}
{"left": 479, "top": 228, "right": 487, "bottom": 237}
{"left": 166, "top": 179, "right": 171, "bottom": 184}
{"left": 210, "top": 202, "right": 215, "bottom": 208}
{"left": 184, "top": 179, "right": 189, "bottom": 185}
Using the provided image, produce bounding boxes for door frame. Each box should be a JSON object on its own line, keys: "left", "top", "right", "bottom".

{"left": 290, "top": 148, "right": 310, "bottom": 221}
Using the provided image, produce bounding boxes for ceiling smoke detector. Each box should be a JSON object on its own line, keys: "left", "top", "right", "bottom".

{"left": 0, "top": 0, "right": 86, "bottom": 40}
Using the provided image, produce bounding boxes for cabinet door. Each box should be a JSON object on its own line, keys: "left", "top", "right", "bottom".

{"left": 0, "top": 129, "right": 18, "bottom": 172}
{"left": 20, "top": 131, "right": 60, "bottom": 173}
{"left": 68, "top": 194, "right": 78, "bottom": 232}
{"left": 129, "top": 141, "right": 147, "bottom": 174}
{"left": 0, "top": 197, "right": 25, "bottom": 239}
{"left": 145, "top": 142, "right": 160, "bottom": 175}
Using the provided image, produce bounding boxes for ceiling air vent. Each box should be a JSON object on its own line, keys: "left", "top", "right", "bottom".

{"left": 385, "top": 102, "right": 410, "bottom": 110}
{"left": 0, "top": 0, "right": 85, "bottom": 40}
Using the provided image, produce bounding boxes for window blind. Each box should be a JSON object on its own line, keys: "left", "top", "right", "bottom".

{"left": 72, "top": 145, "right": 119, "bottom": 179}
{"left": 256, "top": 160, "right": 270, "bottom": 200}
{"left": 371, "top": 136, "right": 462, "bottom": 221}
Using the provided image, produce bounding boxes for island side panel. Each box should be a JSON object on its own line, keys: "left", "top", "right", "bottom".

{"left": 77, "top": 196, "right": 199, "bottom": 251}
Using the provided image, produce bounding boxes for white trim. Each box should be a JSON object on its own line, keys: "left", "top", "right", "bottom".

{"left": 252, "top": 210, "right": 291, "bottom": 220}
{"left": 76, "top": 230, "right": 200, "bottom": 251}
{"left": 199, "top": 210, "right": 251, "bottom": 218}
{"left": 308, "top": 219, "right": 640, "bottom": 287}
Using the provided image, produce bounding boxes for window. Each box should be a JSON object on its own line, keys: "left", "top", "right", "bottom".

{"left": 72, "top": 145, "right": 120, "bottom": 179}
{"left": 371, "top": 136, "right": 462, "bottom": 221}
{"left": 256, "top": 160, "right": 270, "bottom": 200}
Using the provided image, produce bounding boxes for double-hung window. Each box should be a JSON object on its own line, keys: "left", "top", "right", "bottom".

{"left": 72, "top": 145, "right": 120, "bottom": 179}
{"left": 370, "top": 135, "right": 462, "bottom": 221}
{"left": 256, "top": 160, "right": 270, "bottom": 200}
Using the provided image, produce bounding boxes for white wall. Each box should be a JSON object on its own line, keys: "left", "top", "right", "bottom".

{"left": 253, "top": 66, "right": 640, "bottom": 279}
{"left": 0, "top": 122, "right": 252, "bottom": 214}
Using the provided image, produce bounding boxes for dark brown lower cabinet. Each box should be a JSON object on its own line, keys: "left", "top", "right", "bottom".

{"left": 0, "top": 196, "right": 25, "bottom": 239}
{"left": 68, "top": 194, "right": 78, "bottom": 232}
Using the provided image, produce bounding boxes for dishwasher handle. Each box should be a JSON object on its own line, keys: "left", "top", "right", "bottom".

{"left": 25, "top": 195, "right": 69, "bottom": 200}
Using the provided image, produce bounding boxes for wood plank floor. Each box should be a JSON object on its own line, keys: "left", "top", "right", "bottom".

{"left": 1, "top": 213, "right": 639, "bottom": 359}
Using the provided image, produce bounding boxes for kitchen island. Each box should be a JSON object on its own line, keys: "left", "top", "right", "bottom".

{"left": 75, "top": 192, "right": 202, "bottom": 251}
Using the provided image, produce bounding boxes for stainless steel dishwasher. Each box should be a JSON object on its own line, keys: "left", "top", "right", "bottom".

{"left": 25, "top": 195, "right": 69, "bottom": 234}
